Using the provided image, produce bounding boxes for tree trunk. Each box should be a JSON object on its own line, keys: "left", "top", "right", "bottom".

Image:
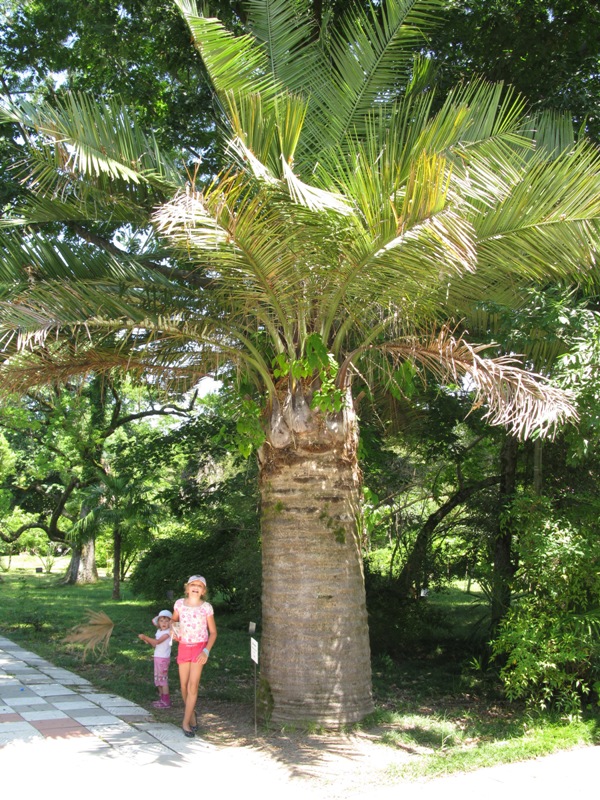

{"left": 64, "top": 535, "right": 98, "bottom": 585}
{"left": 258, "top": 389, "right": 373, "bottom": 726}
{"left": 491, "top": 434, "right": 519, "bottom": 632}
{"left": 112, "top": 526, "right": 122, "bottom": 600}
{"left": 397, "top": 475, "right": 501, "bottom": 597}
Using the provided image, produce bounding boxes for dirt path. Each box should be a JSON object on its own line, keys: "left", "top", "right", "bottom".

{"left": 191, "top": 701, "right": 417, "bottom": 796}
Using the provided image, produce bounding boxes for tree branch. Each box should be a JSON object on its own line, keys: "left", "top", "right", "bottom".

{"left": 103, "top": 390, "right": 198, "bottom": 437}
{"left": 397, "top": 475, "right": 501, "bottom": 595}
{"left": 68, "top": 223, "right": 215, "bottom": 289}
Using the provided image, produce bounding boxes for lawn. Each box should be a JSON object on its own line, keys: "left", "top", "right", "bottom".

{"left": 1, "top": 563, "right": 598, "bottom": 778}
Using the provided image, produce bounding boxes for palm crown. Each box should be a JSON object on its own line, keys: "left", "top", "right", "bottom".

{"left": 1, "top": 0, "right": 598, "bottom": 438}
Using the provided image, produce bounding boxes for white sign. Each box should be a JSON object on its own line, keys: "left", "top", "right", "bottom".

{"left": 250, "top": 637, "right": 259, "bottom": 664}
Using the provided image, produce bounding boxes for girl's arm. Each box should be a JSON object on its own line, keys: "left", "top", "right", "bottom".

{"left": 196, "top": 614, "right": 217, "bottom": 665}
{"left": 205, "top": 614, "right": 217, "bottom": 653}
{"left": 138, "top": 632, "right": 170, "bottom": 648}
{"left": 170, "top": 607, "right": 180, "bottom": 641}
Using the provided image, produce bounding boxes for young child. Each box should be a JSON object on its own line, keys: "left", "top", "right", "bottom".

{"left": 138, "top": 609, "right": 173, "bottom": 708}
{"left": 171, "top": 575, "right": 217, "bottom": 737}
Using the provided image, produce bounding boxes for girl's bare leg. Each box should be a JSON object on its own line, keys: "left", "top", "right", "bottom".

{"left": 182, "top": 661, "right": 203, "bottom": 730}
{"left": 179, "top": 662, "right": 191, "bottom": 727}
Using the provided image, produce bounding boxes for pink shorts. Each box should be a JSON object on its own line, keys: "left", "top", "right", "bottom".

{"left": 154, "top": 656, "right": 170, "bottom": 686}
{"left": 177, "top": 641, "right": 208, "bottom": 664}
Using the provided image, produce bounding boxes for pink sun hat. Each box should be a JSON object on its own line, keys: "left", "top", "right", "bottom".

{"left": 187, "top": 575, "right": 206, "bottom": 585}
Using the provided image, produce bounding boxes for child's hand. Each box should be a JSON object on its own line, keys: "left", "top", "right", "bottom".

{"left": 138, "top": 634, "right": 146, "bottom": 643}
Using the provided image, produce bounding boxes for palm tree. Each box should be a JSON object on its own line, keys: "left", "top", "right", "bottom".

{"left": 2, "top": 0, "right": 600, "bottom": 724}
{"left": 74, "top": 473, "right": 160, "bottom": 600}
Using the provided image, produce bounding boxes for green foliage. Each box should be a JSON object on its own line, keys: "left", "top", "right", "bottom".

{"left": 234, "top": 398, "right": 266, "bottom": 458}
{"left": 364, "top": 561, "right": 448, "bottom": 657}
{"left": 362, "top": 487, "right": 392, "bottom": 542}
{"left": 555, "top": 307, "right": 600, "bottom": 458}
{"left": 0, "top": 0, "right": 222, "bottom": 163}
{"left": 432, "top": 0, "right": 600, "bottom": 142}
{"left": 0, "top": 376, "right": 212, "bottom": 590}
{"left": 492, "top": 495, "right": 600, "bottom": 715}
{"left": 272, "top": 334, "right": 345, "bottom": 413}
{"left": 129, "top": 528, "right": 262, "bottom": 614}
{"left": 0, "top": 431, "right": 16, "bottom": 480}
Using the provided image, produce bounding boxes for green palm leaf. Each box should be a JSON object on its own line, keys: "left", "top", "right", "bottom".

{"left": 1, "top": 93, "right": 181, "bottom": 192}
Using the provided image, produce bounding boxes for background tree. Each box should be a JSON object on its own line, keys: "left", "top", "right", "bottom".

{"left": 0, "top": 374, "right": 195, "bottom": 583}
{"left": 129, "top": 394, "right": 262, "bottom": 611}
{"left": 431, "top": 0, "right": 600, "bottom": 141}
{"left": 73, "top": 469, "right": 161, "bottom": 600}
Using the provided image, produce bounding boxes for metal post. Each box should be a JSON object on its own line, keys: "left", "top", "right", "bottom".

{"left": 249, "top": 622, "right": 258, "bottom": 736}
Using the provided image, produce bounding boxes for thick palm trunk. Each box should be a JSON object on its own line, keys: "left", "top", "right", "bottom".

{"left": 258, "top": 392, "right": 373, "bottom": 726}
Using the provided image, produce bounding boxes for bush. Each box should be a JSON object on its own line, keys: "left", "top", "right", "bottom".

{"left": 365, "top": 562, "right": 448, "bottom": 657}
{"left": 129, "top": 528, "right": 261, "bottom": 614}
{"left": 492, "top": 497, "right": 600, "bottom": 716}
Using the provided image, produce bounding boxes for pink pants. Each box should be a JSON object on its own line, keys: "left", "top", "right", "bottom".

{"left": 153, "top": 656, "right": 170, "bottom": 686}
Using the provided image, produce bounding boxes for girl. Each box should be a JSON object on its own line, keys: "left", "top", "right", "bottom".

{"left": 138, "top": 609, "right": 173, "bottom": 708}
{"left": 171, "top": 574, "right": 217, "bottom": 737}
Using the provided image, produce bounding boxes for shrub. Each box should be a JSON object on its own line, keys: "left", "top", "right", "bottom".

{"left": 492, "top": 497, "right": 600, "bottom": 716}
{"left": 365, "top": 561, "right": 448, "bottom": 657}
{"left": 129, "top": 528, "right": 261, "bottom": 614}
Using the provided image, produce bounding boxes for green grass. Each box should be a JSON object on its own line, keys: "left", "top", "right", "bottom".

{"left": 387, "top": 715, "right": 598, "bottom": 779}
{"left": 0, "top": 568, "right": 254, "bottom": 711}
{"left": 1, "top": 566, "right": 599, "bottom": 777}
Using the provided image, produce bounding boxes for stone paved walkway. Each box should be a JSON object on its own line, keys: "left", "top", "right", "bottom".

{"left": 0, "top": 634, "right": 212, "bottom": 759}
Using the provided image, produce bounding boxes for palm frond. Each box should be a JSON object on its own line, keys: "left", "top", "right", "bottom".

{"left": 246, "top": 0, "right": 321, "bottom": 91}
{"left": 0, "top": 194, "right": 150, "bottom": 230}
{"left": 525, "top": 109, "right": 576, "bottom": 158}
{"left": 375, "top": 329, "right": 578, "bottom": 440}
{"left": 1, "top": 93, "right": 181, "bottom": 193}
{"left": 0, "top": 0, "right": 598, "bottom": 450}
{"left": 153, "top": 175, "right": 343, "bottom": 328}
{"left": 301, "top": 0, "right": 443, "bottom": 161}
{"left": 176, "top": 0, "right": 281, "bottom": 101}
{"left": 64, "top": 610, "right": 115, "bottom": 658}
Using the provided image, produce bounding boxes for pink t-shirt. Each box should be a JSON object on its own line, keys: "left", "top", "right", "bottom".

{"left": 174, "top": 598, "right": 214, "bottom": 644}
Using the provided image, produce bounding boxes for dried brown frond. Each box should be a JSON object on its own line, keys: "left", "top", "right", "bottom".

{"left": 380, "top": 327, "right": 578, "bottom": 441}
{"left": 0, "top": 344, "right": 201, "bottom": 396}
{"left": 64, "top": 610, "right": 115, "bottom": 658}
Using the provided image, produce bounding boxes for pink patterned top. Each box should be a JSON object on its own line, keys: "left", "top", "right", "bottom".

{"left": 174, "top": 598, "right": 214, "bottom": 644}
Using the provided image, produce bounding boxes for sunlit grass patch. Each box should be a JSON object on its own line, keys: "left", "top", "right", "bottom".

{"left": 379, "top": 713, "right": 467, "bottom": 751}
{"left": 385, "top": 712, "right": 598, "bottom": 779}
